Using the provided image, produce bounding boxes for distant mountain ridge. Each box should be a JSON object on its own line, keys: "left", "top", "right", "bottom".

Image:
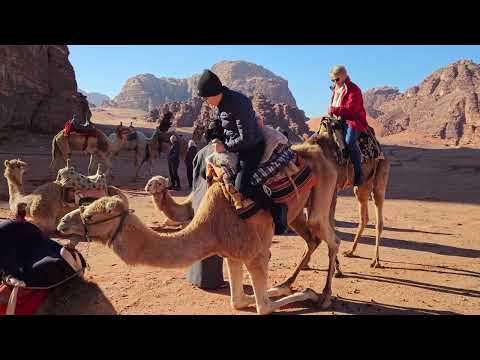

{"left": 113, "top": 60, "right": 297, "bottom": 111}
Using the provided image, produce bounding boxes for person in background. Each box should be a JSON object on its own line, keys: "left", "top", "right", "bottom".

{"left": 185, "top": 139, "right": 198, "bottom": 189}
{"left": 328, "top": 65, "right": 369, "bottom": 186}
{"left": 167, "top": 135, "right": 181, "bottom": 190}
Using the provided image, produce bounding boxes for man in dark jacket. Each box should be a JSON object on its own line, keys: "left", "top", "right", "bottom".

{"left": 196, "top": 69, "right": 288, "bottom": 234}
{"left": 167, "top": 135, "right": 181, "bottom": 190}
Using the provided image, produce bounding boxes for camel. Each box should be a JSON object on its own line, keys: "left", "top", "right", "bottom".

{"left": 4, "top": 159, "right": 128, "bottom": 235}
{"left": 314, "top": 121, "right": 391, "bottom": 268}
{"left": 144, "top": 176, "right": 193, "bottom": 228}
{"left": 57, "top": 192, "right": 324, "bottom": 315}
{"left": 58, "top": 134, "right": 348, "bottom": 313}
{"left": 50, "top": 124, "right": 129, "bottom": 176}
{"left": 108, "top": 127, "right": 168, "bottom": 179}
{"left": 191, "top": 120, "right": 208, "bottom": 149}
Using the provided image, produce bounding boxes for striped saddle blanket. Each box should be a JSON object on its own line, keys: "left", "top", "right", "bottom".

{"left": 208, "top": 154, "right": 316, "bottom": 221}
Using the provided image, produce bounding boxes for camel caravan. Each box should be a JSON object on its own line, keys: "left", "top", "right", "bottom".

{"left": 1, "top": 66, "right": 390, "bottom": 315}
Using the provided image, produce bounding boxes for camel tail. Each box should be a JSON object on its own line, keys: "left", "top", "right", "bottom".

{"left": 50, "top": 138, "right": 61, "bottom": 169}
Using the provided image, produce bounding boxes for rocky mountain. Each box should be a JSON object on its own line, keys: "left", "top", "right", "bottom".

{"left": 113, "top": 60, "right": 297, "bottom": 111}
{"left": 369, "top": 59, "right": 480, "bottom": 145}
{"left": 363, "top": 86, "right": 401, "bottom": 118}
{"left": 148, "top": 93, "right": 309, "bottom": 140}
{"left": 79, "top": 89, "right": 110, "bottom": 107}
{"left": 0, "top": 45, "right": 89, "bottom": 133}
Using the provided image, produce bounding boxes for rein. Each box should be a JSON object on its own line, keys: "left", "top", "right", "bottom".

{"left": 81, "top": 209, "right": 134, "bottom": 247}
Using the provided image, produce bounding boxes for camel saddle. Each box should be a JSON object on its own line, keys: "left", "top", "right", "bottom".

{"left": 206, "top": 127, "right": 316, "bottom": 221}
{"left": 316, "top": 115, "right": 384, "bottom": 165}
{"left": 55, "top": 164, "right": 108, "bottom": 206}
{"left": 63, "top": 121, "right": 98, "bottom": 152}
{"left": 0, "top": 219, "right": 86, "bottom": 315}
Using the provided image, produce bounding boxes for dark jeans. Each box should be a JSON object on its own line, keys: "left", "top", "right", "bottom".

{"left": 342, "top": 123, "right": 363, "bottom": 180}
{"left": 235, "top": 139, "right": 274, "bottom": 210}
{"left": 186, "top": 164, "right": 193, "bottom": 188}
{"left": 168, "top": 160, "right": 180, "bottom": 188}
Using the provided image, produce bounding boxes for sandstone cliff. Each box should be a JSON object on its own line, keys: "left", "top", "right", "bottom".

{"left": 0, "top": 45, "right": 89, "bottom": 133}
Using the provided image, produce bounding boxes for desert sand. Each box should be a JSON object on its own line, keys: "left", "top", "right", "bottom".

{"left": 0, "top": 108, "right": 479, "bottom": 315}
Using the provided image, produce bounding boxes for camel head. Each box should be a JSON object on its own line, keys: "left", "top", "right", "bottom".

{"left": 4, "top": 159, "right": 28, "bottom": 181}
{"left": 57, "top": 195, "right": 128, "bottom": 243}
{"left": 145, "top": 176, "right": 169, "bottom": 195}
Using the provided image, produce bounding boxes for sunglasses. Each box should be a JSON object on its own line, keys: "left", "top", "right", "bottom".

{"left": 331, "top": 77, "right": 340, "bottom": 83}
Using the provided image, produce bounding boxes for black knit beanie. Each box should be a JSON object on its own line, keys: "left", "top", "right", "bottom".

{"left": 197, "top": 70, "right": 223, "bottom": 97}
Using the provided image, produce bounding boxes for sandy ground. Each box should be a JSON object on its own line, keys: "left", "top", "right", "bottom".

{"left": 0, "top": 108, "right": 479, "bottom": 315}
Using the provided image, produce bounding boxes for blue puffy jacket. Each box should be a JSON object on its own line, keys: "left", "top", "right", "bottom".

{"left": 217, "top": 87, "right": 264, "bottom": 152}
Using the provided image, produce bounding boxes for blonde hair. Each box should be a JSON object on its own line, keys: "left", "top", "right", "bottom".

{"left": 330, "top": 65, "right": 347, "bottom": 77}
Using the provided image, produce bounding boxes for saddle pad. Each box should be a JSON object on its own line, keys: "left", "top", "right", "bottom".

{"left": 0, "top": 285, "right": 49, "bottom": 315}
{"left": 236, "top": 160, "right": 316, "bottom": 221}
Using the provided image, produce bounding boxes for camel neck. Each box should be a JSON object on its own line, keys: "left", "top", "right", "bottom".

{"left": 112, "top": 213, "right": 217, "bottom": 268}
{"left": 153, "top": 191, "right": 192, "bottom": 222}
{"left": 6, "top": 174, "right": 24, "bottom": 206}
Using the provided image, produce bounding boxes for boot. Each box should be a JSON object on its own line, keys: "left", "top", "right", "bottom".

{"left": 270, "top": 203, "right": 289, "bottom": 235}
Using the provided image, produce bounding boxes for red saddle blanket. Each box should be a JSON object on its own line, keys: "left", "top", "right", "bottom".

{"left": 0, "top": 285, "right": 49, "bottom": 315}
{"left": 63, "top": 121, "right": 97, "bottom": 137}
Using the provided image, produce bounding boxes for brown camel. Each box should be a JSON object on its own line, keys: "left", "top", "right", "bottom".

{"left": 50, "top": 125, "right": 129, "bottom": 176}
{"left": 58, "top": 137, "right": 345, "bottom": 313}
{"left": 144, "top": 176, "right": 193, "bottom": 228}
{"left": 314, "top": 121, "right": 391, "bottom": 268}
{"left": 4, "top": 159, "right": 128, "bottom": 235}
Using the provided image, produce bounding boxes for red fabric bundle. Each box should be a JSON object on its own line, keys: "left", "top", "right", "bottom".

{"left": 0, "top": 285, "right": 49, "bottom": 315}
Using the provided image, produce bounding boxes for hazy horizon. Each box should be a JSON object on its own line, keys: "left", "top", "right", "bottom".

{"left": 69, "top": 45, "right": 480, "bottom": 117}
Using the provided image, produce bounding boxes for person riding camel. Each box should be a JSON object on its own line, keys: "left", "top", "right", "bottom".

{"left": 328, "top": 65, "right": 369, "bottom": 186}
{"left": 196, "top": 69, "right": 288, "bottom": 235}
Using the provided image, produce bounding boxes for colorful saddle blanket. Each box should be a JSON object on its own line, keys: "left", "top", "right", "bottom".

{"left": 0, "top": 219, "right": 86, "bottom": 315}
{"left": 63, "top": 121, "right": 97, "bottom": 137}
{"left": 317, "top": 116, "right": 383, "bottom": 165}
{"left": 55, "top": 165, "right": 108, "bottom": 206}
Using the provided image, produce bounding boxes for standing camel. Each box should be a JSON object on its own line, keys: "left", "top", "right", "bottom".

{"left": 50, "top": 124, "right": 129, "bottom": 176}
{"left": 109, "top": 127, "right": 165, "bottom": 179}
{"left": 315, "top": 120, "right": 391, "bottom": 268}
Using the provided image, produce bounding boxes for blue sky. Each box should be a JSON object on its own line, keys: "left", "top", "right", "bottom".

{"left": 69, "top": 45, "right": 480, "bottom": 117}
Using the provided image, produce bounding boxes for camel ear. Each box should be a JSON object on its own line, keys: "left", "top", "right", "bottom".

{"left": 4, "top": 160, "right": 10, "bottom": 167}
{"left": 79, "top": 206, "right": 86, "bottom": 214}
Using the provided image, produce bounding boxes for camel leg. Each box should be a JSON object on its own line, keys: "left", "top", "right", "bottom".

{"left": 88, "top": 154, "right": 95, "bottom": 175}
{"left": 245, "top": 254, "right": 318, "bottom": 315}
{"left": 343, "top": 185, "right": 370, "bottom": 258}
{"left": 330, "top": 191, "right": 338, "bottom": 230}
{"left": 275, "top": 213, "right": 320, "bottom": 290}
{"left": 306, "top": 181, "right": 341, "bottom": 309}
{"left": 225, "top": 258, "right": 253, "bottom": 310}
{"left": 370, "top": 159, "right": 389, "bottom": 268}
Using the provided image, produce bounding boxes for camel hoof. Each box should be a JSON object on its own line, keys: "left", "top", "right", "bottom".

{"left": 370, "top": 259, "right": 383, "bottom": 269}
{"left": 317, "top": 293, "right": 332, "bottom": 310}
{"left": 343, "top": 250, "right": 355, "bottom": 257}
{"left": 269, "top": 285, "right": 293, "bottom": 297}
{"left": 301, "top": 264, "right": 313, "bottom": 270}
{"left": 302, "top": 288, "right": 320, "bottom": 303}
{"left": 334, "top": 271, "right": 344, "bottom": 278}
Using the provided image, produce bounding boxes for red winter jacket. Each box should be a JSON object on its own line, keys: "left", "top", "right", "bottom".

{"left": 329, "top": 78, "right": 369, "bottom": 132}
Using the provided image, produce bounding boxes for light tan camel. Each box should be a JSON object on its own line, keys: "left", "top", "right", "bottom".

{"left": 315, "top": 123, "right": 391, "bottom": 268}
{"left": 144, "top": 176, "right": 193, "bottom": 228}
{"left": 58, "top": 137, "right": 346, "bottom": 313}
{"left": 57, "top": 191, "right": 324, "bottom": 315}
{"left": 109, "top": 126, "right": 168, "bottom": 180}
{"left": 4, "top": 159, "right": 128, "bottom": 235}
{"left": 50, "top": 125, "right": 129, "bottom": 176}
